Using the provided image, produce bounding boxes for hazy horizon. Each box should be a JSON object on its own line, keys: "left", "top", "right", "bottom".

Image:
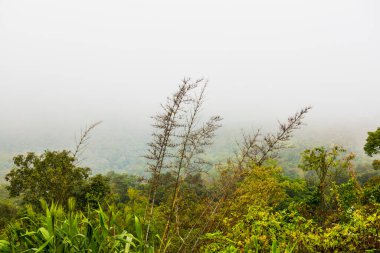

{"left": 1, "top": 0, "right": 379, "bottom": 173}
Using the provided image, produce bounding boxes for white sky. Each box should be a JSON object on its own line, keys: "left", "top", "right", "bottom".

{"left": 0, "top": 0, "right": 379, "bottom": 140}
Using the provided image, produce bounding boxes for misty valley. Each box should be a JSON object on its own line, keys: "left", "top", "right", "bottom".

{"left": 2, "top": 0, "right": 380, "bottom": 251}
{"left": 0, "top": 80, "right": 380, "bottom": 253}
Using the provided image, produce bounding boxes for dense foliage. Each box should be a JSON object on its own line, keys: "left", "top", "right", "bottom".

{"left": 0, "top": 199, "right": 152, "bottom": 253}
{"left": 4, "top": 150, "right": 110, "bottom": 210}
{"left": 364, "top": 127, "right": 380, "bottom": 170}
{"left": 0, "top": 81, "right": 379, "bottom": 252}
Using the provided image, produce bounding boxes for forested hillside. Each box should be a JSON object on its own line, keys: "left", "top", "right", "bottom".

{"left": 0, "top": 120, "right": 375, "bottom": 178}
{"left": 1, "top": 80, "right": 380, "bottom": 252}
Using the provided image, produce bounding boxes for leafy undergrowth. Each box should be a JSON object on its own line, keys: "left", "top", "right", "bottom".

{"left": 0, "top": 199, "right": 153, "bottom": 253}
{"left": 202, "top": 205, "right": 380, "bottom": 252}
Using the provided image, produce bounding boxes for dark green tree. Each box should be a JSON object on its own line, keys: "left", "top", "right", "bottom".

{"left": 364, "top": 127, "right": 380, "bottom": 170}
{"left": 75, "top": 174, "right": 111, "bottom": 209}
{"left": 5, "top": 150, "right": 109, "bottom": 209}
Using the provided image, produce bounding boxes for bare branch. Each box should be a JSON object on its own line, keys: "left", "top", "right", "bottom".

{"left": 72, "top": 121, "right": 102, "bottom": 161}
{"left": 144, "top": 78, "right": 201, "bottom": 243}
{"left": 235, "top": 106, "right": 311, "bottom": 169}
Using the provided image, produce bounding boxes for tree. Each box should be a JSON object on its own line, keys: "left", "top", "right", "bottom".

{"left": 144, "top": 78, "right": 221, "bottom": 250}
{"left": 298, "top": 146, "right": 355, "bottom": 212}
{"left": 144, "top": 79, "right": 197, "bottom": 243}
{"left": 364, "top": 127, "right": 380, "bottom": 170}
{"left": 75, "top": 174, "right": 111, "bottom": 209}
{"left": 160, "top": 81, "right": 221, "bottom": 250}
{"left": 5, "top": 150, "right": 109, "bottom": 209}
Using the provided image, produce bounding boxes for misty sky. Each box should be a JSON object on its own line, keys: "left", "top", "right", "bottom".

{"left": 0, "top": 0, "right": 379, "bottom": 146}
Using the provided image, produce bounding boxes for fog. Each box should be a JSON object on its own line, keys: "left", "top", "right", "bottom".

{"left": 0, "top": 0, "right": 379, "bottom": 172}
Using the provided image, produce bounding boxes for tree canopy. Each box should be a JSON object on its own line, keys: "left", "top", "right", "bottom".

{"left": 364, "top": 127, "right": 380, "bottom": 170}
{"left": 5, "top": 150, "right": 109, "bottom": 209}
